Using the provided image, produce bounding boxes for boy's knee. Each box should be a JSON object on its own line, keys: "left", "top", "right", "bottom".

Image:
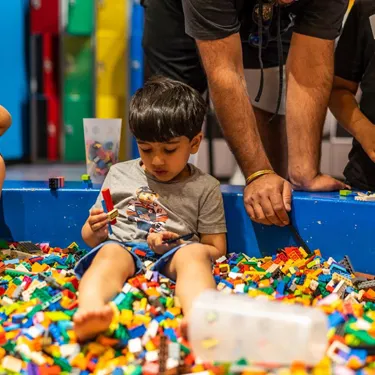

{"left": 95, "top": 243, "right": 129, "bottom": 263}
{"left": 175, "top": 243, "right": 212, "bottom": 266}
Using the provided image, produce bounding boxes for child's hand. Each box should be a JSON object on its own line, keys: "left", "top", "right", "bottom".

{"left": 147, "top": 231, "right": 181, "bottom": 254}
{"left": 88, "top": 208, "right": 109, "bottom": 241}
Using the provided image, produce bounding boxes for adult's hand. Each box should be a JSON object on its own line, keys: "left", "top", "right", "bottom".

{"left": 244, "top": 174, "right": 292, "bottom": 226}
{"left": 292, "top": 174, "right": 349, "bottom": 192}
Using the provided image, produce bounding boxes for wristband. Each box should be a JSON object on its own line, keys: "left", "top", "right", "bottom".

{"left": 245, "top": 169, "right": 275, "bottom": 186}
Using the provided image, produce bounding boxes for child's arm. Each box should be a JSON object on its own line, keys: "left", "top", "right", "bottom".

{"left": 329, "top": 77, "right": 375, "bottom": 160}
{"left": 200, "top": 233, "right": 227, "bottom": 261}
{"left": 82, "top": 208, "right": 109, "bottom": 248}
{"left": 0, "top": 106, "right": 12, "bottom": 136}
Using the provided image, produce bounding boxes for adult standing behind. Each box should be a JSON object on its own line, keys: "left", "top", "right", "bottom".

{"left": 330, "top": 0, "right": 375, "bottom": 191}
{"left": 143, "top": 0, "right": 349, "bottom": 227}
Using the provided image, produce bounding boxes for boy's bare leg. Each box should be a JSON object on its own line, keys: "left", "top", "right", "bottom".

{"left": 74, "top": 243, "right": 136, "bottom": 341}
{"left": 163, "top": 244, "right": 216, "bottom": 335}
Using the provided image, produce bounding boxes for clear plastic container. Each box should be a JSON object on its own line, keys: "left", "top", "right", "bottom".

{"left": 83, "top": 118, "right": 122, "bottom": 184}
{"left": 188, "top": 290, "right": 328, "bottom": 366}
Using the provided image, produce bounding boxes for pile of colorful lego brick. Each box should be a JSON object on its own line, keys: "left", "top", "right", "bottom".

{"left": 1, "top": 241, "right": 375, "bottom": 374}
{"left": 86, "top": 141, "right": 117, "bottom": 177}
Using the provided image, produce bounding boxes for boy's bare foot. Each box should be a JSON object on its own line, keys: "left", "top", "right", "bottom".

{"left": 73, "top": 305, "right": 114, "bottom": 341}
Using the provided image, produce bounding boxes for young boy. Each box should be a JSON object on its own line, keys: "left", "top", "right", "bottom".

{"left": 329, "top": 0, "right": 375, "bottom": 190}
{"left": 0, "top": 105, "right": 12, "bottom": 195}
{"left": 73, "top": 77, "right": 227, "bottom": 341}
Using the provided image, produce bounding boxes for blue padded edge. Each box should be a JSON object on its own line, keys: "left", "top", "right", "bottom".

{"left": 1, "top": 181, "right": 374, "bottom": 273}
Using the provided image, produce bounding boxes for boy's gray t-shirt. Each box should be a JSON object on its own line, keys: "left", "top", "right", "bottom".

{"left": 92, "top": 159, "right": 227, "bottom": 243}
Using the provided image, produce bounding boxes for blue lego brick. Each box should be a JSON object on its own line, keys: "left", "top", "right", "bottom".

{"left": 164, "top": 328, "right": 177, "bottom": 341}
{"left": 328, "top": 312, "right": 345, "bottom": 328}
{"left": 276, "top": 281, "right": 285, "bottom": 296}
{"left": 128, "top": 324, "right": 147, "bottom": 339}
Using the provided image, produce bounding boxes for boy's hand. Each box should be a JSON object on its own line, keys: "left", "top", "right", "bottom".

{"left": 147, "top": 231, "right": 180, "bottom": 254}
{"left": 88, "top": 208, "right": 109, "bottom": 241}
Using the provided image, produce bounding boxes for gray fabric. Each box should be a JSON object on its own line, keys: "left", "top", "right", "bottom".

{"left": 92, "top": 158, "right": 227, "bottom": 243}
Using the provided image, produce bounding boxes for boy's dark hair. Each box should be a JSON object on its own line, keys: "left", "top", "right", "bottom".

{"left": 129, "top": 76, "right": 206, "bottom": 142}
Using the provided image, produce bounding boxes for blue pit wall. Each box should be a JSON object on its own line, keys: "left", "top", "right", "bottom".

{"left": 0, "top": 181, "right": 374, "bottom": 274}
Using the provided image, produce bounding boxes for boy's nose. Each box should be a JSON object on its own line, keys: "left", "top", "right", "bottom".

{"left": 152, "top": 156, "right": 164, "bottom": 166}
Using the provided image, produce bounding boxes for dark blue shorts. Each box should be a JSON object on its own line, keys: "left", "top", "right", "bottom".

{"left": 74, "top": 240, "right": 189, "bottom": 282}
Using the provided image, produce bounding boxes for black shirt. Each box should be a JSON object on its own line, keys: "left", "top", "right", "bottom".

{"left": 334, "top": 0, "right": 375, "bottom": 190}
{"left": 143, "top": 0, "right": 349, "bottom": 92}
{"left": 183, "top": 0, "right": 349, "bottom": 68}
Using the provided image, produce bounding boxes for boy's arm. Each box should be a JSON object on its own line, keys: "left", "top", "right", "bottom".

{"left": 329, "top": 76, "right": 375, "bottom": 162}
{"left": 198, "top": 182, "right": 227, "bottom": 260}
{"left": 200, "top": 233, "right": 227, "bottom": 260}
{"left": 329, "top": 2, "right": 375, "bottom": 160}
{"left": 0, "top": 106, "right": 12, "bottom": 136}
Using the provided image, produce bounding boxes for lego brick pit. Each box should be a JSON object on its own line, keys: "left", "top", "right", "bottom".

{"left": 1, "top": 237, "right": 375, "bottom": 375}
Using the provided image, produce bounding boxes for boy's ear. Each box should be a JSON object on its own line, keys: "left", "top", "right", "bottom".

{"left": 190, "top": 132, "right": 203, "bottom": 154}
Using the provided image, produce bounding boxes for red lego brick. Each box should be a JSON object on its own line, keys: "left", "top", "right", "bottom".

{"left": 102, "top": 188, "right": 116, "bottom": 224}
{"left": 134, "top": 249, "right": 146, "bottom": 257}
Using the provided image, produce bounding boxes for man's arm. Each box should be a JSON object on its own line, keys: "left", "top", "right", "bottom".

{"left": 330, "top": 76, "right": 375, "bottom": 162}
{"left": 196, "top": 34, "right": 292, "bottom": 226}
{"left": 286, "top": 33, "right": 347, "bottom": 190}
{"left": 196, "top": 34, "right": 270, "bottom": 177}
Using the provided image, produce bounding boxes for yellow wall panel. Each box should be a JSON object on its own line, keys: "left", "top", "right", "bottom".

{"left": 97, "top": 0, "right": 126, "bottom": 36}
{"left": 96, "top": 34, "right": 127, "bottom": 97}
{"left": 95, "top": 1, "right": 129, "bottom": 161}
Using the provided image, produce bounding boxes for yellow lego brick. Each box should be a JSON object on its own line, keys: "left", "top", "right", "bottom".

{"left": 132, "top": 314, "right": 151, "bottom": 326}
{"left": 219, "top": 264, "right": 230, "bottom": 273}
{"left": 167, "top": 307, "right": 182, "bottom": 317}
{"left": 298, "top": 247, "right": 309, "bottom": 258}
{"left": 165, "top": 297, "right": 174, "bottom": 308}
{"left": 258, "top": 279, "right": 271, "bottom": 288}
{"left": 4, "top": 304, "right": 18, "bottom": 317}
{"left": 31, "top": 262, "right": 45, "bottom": 273}
{"left": 332, "top": 272, "right": 353, "bottom": 287}
{"left": 87, "top": 342, "right": 106, "bottom": 356}
{"left": 307, "top": 259, "right": 320, "bottom": 269}
{"left": 145, "top": 340, "right": 156, "bottom": 352}
{"left": 193, "top": 364, "right": 207, "bottom": 372}
{"left": 107, "top": 208, "right": 119, "bottom": 221}
{"left": 125, "top": 352, "right": 135, "bottom": 363}
{"left": 70, "top": 353, "right": 87, "bottom": 371}
{"left": 140, "top": 297, "right": 148, "bottom": 311}
{"left": 45, "top": 312, "right": 71, "bottom": 321}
